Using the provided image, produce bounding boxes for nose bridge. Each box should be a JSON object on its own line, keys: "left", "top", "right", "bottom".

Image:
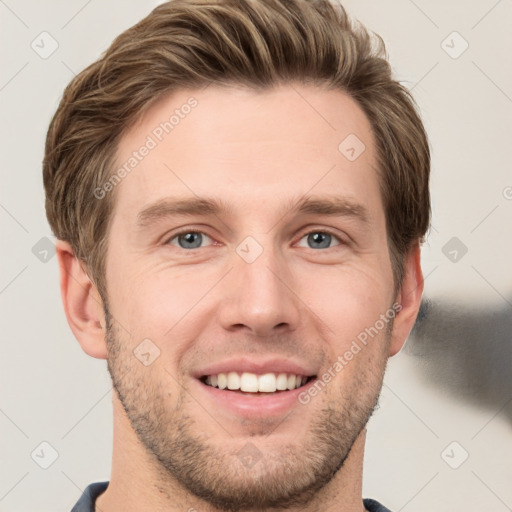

{"left": 217, "top": 235, "right": 301, "bottom": 336}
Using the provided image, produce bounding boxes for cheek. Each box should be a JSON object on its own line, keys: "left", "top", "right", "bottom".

{"left": 107, "top": 263, "right": 215, "bottom": 355}
{"left": 298, "top": 260, "right": 393, "bottom": 345}
{"left": 309, "top": 269, "right": 392, "bottom": 403}
{"left": 106, "top": 240, "right": 394, "bottom": 361}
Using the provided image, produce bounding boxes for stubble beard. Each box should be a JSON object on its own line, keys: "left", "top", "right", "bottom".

{"left": 104, "top": 308, "right": 388, "bottom": 512}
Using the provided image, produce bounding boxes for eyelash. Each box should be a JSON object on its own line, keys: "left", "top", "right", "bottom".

{"left": 165, "top": 227, "right": 345, "bottom": 251}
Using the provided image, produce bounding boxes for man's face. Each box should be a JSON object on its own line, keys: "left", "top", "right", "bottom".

{"left": 104, "top": 84, "right": 396, "bottom": 509}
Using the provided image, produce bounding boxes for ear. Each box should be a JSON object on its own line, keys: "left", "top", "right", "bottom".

{"left": 56, "top": 240, "right": 108, "bottom": 359}
{"left": 388, "top": 243, "right": 424, "bottom": 357}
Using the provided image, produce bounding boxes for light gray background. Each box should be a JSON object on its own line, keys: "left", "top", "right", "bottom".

{"left": 1, "top": 1, "right": 511, "bottom": 511}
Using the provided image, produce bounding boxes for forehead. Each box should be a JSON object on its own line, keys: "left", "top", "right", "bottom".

{"left": 112, "top": 84, "right": 381, "bottom": 223}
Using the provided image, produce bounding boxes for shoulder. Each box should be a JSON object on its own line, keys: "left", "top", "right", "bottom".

{"left": 70, "top": 481, "right": 109, "bottom": 512}
{"left": 363, "top": 497, "right": 393, "bottom": 512}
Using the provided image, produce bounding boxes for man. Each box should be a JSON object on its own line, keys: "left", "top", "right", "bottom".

{"left": 43, "top": 1, "right": 430, "bottom": 511}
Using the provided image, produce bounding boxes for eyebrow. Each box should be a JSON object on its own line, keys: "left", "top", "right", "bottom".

{"left": 136, "top": 195, "right": 369, "bottom": 229}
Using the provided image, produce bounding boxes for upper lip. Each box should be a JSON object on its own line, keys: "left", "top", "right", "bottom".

{"left": 192, "top": 357, "right": 317, "bottom": 378}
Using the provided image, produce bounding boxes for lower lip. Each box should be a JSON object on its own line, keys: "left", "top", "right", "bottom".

{"left": 193, "top": 378, "right": 316, "bottom": 417}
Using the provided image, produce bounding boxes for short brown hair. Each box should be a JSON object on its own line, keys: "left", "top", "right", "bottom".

{"left": 43, "top": 0, "right": 430, "bottom": 299}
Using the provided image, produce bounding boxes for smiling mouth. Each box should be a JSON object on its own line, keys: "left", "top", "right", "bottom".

{"left": 200, "top": 372, "right": 316, "bottom": 393}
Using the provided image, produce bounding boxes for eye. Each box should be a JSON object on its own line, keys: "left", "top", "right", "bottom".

{"left": 165, "top": 229, "right": 343, "bottom": 251}
{"left": 296, "top": 230, "right": 342, "bottom": 250}
{"left": 167, "top": 231, "right": 214, "bottom": 250}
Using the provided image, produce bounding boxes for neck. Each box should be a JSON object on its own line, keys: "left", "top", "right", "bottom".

{"left": 96, "top": 394, "right": 368, "bottom": 512}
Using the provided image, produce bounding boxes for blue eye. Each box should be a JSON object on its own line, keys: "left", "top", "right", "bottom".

{"left": 166, "top": 229, "right": 342, "bottom": 251}
{"left": 297, "top": 231, "right": 342, "bottom": 250}
{"left": 169, "top": 231, "right": 213, "bottom": 249}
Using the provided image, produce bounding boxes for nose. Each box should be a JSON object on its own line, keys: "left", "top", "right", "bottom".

{"left": 217, "top": 240, "right": 302, "bottom": 338}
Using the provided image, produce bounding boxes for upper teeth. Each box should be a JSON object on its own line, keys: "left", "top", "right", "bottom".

{"left": 205, "top": 372, "right": 308, "bottom": 392}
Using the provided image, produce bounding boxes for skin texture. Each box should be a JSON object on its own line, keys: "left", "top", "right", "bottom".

{"left": 57, "top": 84, "right": 424, "bottom": 512}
